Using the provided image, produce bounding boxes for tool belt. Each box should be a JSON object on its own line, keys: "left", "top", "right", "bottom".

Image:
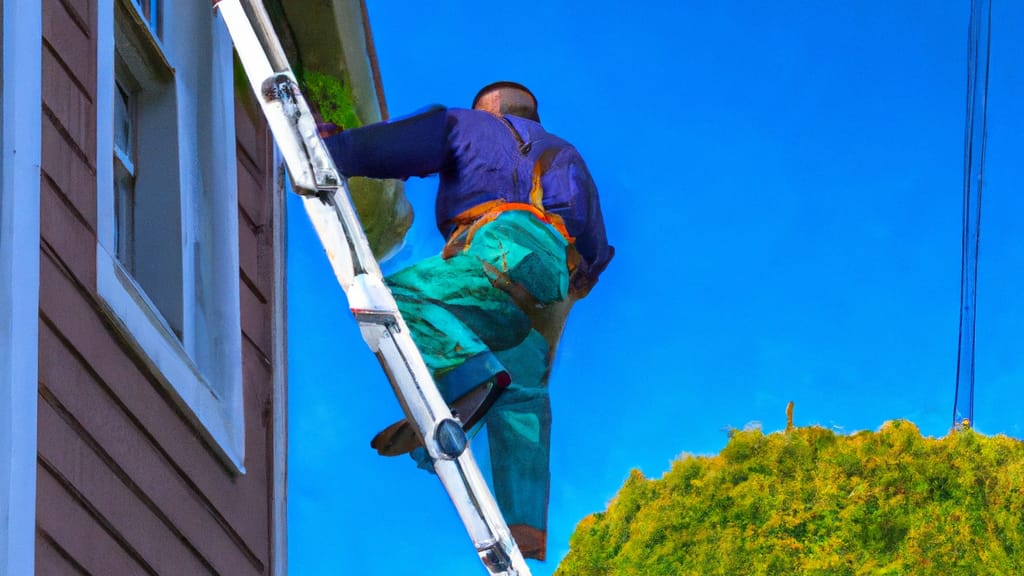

{"left": 441, "top": 199, "right": 582, "bottom": 279}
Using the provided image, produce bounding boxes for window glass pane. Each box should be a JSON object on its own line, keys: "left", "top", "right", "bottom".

{"left": 114, "top": 159, "right": 135, "bottom": 272}
{"left": 112, "top": 20, "right": 183, "bottom": 341}
{"left": 114, "top": 84, "right": 133, "bottom": 163}
{"left": 113, "top": 81, "right": 136, "bottom": 273}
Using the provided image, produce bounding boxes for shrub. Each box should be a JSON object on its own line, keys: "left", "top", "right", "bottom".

{"left": 556, "top": 422, "right": 1024, "bottom": 575}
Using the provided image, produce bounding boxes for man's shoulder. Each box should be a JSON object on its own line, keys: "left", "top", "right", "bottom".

{"left": 449, "top": 108, "right": 556, "bottom": 137}
{"left": 446, "top": 109, "right": 583, "bottom": 161}
{"left": 447, "top": 107, "right": 498, "bottom": 123}
{"left": 447, "top": 107, "right": 514, "bottom": 136}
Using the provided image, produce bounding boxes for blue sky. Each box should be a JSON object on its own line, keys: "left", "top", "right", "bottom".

{"left": 287, "top": 2, "right": 1024, "bottom": 574}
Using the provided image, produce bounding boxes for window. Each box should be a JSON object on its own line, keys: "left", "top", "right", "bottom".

{"left": 97, "top": 0, "right": 245, "bottom": 472}
{"left": 112, "top": 81, "right": 135, "bottom": 272}
{"left": 110, "top": 37, "right": 184, "bottom": 340}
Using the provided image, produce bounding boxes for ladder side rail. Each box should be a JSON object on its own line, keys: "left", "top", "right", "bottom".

{"left": 216, "top": 0, "right": 317, "bottom": 192}
{"left": 219, "top": 0, "right": 339, "bottom": 192}
{"left": 234, "top": 0, "right": 292, "bottom": 73}
{"left": 218, "top": 0, "right": 382, "bottom": 280}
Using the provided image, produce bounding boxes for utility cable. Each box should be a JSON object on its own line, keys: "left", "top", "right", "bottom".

{"left": 953, "top": 0, "right": 992, "bottom": 430}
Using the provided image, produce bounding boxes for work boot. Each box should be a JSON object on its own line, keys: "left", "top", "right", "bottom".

{"left": 509, "top": 524, "right": 546, "bottom": 561}
{"left": 370, "top": 371, "right": 511, "bottom": 456}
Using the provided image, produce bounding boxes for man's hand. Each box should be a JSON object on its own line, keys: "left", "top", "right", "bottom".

{"left": 317, "top": 122, "right": 344, "bottom": 139}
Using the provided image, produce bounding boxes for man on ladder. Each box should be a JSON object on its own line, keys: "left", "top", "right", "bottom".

{"left": 320, "top": 81, "right": 614, "bottom": 560}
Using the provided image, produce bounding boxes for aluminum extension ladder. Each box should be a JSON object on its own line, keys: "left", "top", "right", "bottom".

{"left": 213, "top": 1, "right": 532, "bottom": 574}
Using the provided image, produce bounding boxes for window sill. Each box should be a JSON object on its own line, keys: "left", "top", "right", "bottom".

{"left": 95, "top": 244, "right": 246, "bottom": 474}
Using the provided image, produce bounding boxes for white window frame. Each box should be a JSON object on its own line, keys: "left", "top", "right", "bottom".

{"left": 97, "top": 0, "right": 245, "bottom": 473}
{"left": 0, "top": 0, "right": 41, "bottom": 573}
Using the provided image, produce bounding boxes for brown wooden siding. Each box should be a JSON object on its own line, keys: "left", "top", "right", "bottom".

{"left": 236, "top": 97, "right": 277, "bottom": 366}
{"left": 36, "top": 0, "right": 281, "bottom": 573}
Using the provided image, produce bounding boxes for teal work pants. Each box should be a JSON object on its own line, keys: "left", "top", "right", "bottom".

{"left": 385, "top": 210, "right": 570, "bottom": 544}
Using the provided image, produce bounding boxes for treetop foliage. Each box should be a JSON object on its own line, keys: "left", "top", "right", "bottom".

{"left": 556, "top": 420, "right": 1024, "bottom": 575}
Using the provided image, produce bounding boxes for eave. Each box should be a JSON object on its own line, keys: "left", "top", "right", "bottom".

{"left": 264, "top": 0, "right": 389, "bottom": 122}
{"left": 263, "top": 0, "right": 412, "bottom": 259}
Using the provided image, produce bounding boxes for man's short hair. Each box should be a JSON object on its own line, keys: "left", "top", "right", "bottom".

{"left": 472, "top": 81, "right": 540, "bottom": 122}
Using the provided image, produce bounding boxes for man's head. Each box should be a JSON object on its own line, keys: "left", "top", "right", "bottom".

{"left": 472, "top": 81, "right": 540, "bottom": 122}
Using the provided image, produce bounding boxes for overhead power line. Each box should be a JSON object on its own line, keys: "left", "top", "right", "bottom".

{"left": 953, "top": 0, "right": 993, "bottom": 430}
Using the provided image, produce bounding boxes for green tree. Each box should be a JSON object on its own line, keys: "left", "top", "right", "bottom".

{"left": 557, "top": 421, "right": 1024, "bottom": 575}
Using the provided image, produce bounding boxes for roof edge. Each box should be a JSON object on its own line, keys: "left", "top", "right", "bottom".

{"left": 264, "top": 0, "right": 388, "bottom": 123}
{"left": 358, "top": 0, "right": 388, "bottom": 120}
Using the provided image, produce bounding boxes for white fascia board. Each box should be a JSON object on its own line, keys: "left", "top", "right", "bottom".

{"left": 0, "top": 1, "right": 42, "bottom": 575}
{"left": 328, "top": 0, "right": 383, "bottom": 124}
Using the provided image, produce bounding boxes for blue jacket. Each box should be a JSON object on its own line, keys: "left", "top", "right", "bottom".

{"left": 324, "top": 106, "right": 614, "bottom": 292}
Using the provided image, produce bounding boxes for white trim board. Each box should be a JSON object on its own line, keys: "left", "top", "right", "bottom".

{"left": 0, "top": 1, "right": 42, "bottom": 575}
{"left": 271, "top": 153, "right": 288, "bottom": 575}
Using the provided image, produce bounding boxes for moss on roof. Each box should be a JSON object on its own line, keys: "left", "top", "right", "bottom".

{"left": 557, "top": 419, "right": 1024, "bottom": 575}
{"left": 233, "top": 56, "right": 412, "bottom": 260}
{"left": 300, "top": 69, "right": 363, "bottom": 130}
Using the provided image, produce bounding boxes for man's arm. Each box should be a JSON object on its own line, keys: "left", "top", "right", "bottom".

{"left": 323, "top": 105, "right": 450, "bottom": 180}
{"left": 570, "top": 175, "right": 614, "bottom": 297}
{"left": 545, "top": 150, "right": 614, "bottom": 296}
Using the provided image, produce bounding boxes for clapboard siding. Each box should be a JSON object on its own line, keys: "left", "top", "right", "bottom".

{"left": 235, "top": 99, "right": 267, "bottom": 174}
{"left": 36, "top": 468, "right": 149, "bottom": 576}
{"left": 38, "top": 322, "right": 265, "bottom": 573}
{"left": 38, "top": 245, "right": 274, "bottom": 572}
{"left": 237, "top": 96, "right": 275, "bottom": 362}
{"left": 42, "top": 0, "right": 94, "bottom": 96}
{"left": 40, "top": 177, "right": 96, "bottom": 289}
{"left": 37, "top": 395, "right": 217, "bottom": 575}
{"left": 52, "top": 0, "right": 92, "bottom": 39}
{"left": 36, "top": 531, "right": 94, "bottom": 576}
{"left": 237, "top": 100, "right": 271, "bottom": 231}
{"left": 41, "top": 45, "right": 94, "bottom": 168}
{"left": 42, "top": 113, "right": 97, "bottom": 231}
{"left": 38, "top": 252, "right": 236, "bottom": 510}
{"left": 238, "top": 155, "right": 269, "bottom": 233}
{"left": 242, "top": 275, "right": 273, "bottom": 362}
{"left": 240, "top": 210, "right": 263, "bottom": 300}
{"left": 36, "top": 0, "right": 280, "bottom": 571}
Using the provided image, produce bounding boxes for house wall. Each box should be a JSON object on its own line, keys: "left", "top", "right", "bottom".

{"left": 35, "top": 0, "right": 282, "bottom": 573}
